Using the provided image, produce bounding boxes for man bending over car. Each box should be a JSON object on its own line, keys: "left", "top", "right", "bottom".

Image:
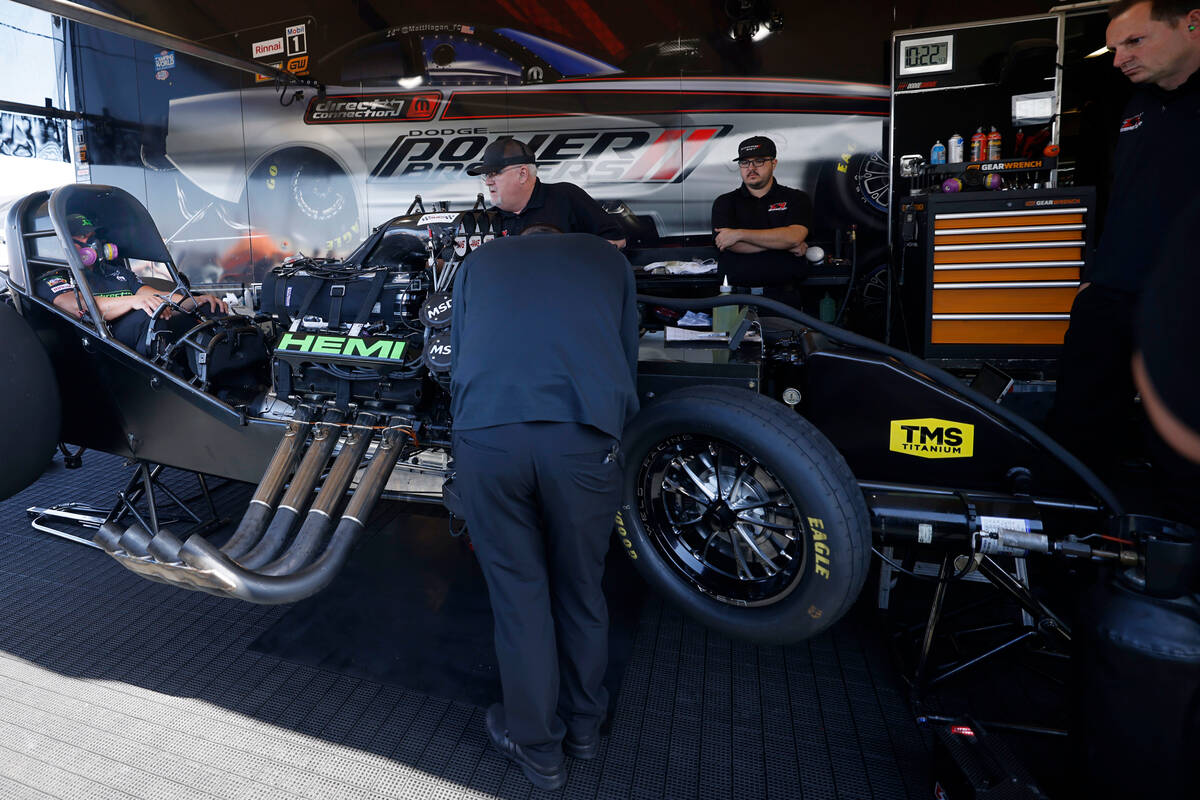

{"left": 36, "top": 213, "right": 228, "bottom": 355}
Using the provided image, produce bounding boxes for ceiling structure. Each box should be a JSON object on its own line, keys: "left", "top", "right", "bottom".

{"left": 76, "top": 0, "right": 1057, "bottom": 85}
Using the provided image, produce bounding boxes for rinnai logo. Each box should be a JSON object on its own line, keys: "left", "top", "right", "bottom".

{"left": 768, "top": 202, "right": 788, "bottom": 211}
{"left": 370, "top": 125, "right": 733, "bottom": 184}
{"left": 888, "top": 418, "right": 975, "bottom": 459}
{"left": 252, "top": 37, "right": 284, "bottom": 59}
{"left": 305, "top": 93, "right": 440, "bottom": 124}
{"left": 1120, "top": 113, "right": 1143, "bottom": 133}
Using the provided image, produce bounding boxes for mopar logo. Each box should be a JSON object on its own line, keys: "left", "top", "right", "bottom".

{"left": 276, "top": 332, "right": 407, "bottom": 360}
{"left": 370, "top": 125, "right": 732, "bottom": 184}
{"left": 888, "top": 418, "right": 974, "bottom": 459}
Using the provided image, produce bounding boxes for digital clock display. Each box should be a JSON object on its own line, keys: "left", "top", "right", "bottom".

{"left": 899, "top": 35, "right": 954, "bottom": 76}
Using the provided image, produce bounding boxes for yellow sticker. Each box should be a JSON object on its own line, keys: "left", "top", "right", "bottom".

{"left": 889, "top": 418, "right": 974, "bottom": 459}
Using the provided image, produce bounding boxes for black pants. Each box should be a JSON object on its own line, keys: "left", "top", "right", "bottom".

{"left": 1053, "top": 284, "right": 1200, "bottom": 525}
{"left": 453, "top": 421, "right": 621, "bottom": 767}
{"left": 1052, "top": 284, "right": 1138, "bottom": 474}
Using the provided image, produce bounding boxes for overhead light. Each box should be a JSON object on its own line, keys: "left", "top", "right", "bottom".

{"left": 397, "top": 76, "right": 424, "bottom": 89}
{"left": 1086, "top": 45, "right": 1111, "bottom": 58}
{"left": 726, "top": 0, "right": 783, "bottom": 43}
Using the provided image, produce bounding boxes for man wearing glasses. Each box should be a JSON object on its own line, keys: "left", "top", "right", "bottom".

{"left": 466, "top": 138, "right": 626, "bottom": 248}
{"left": 711, "top": 136, "right": 812, "bottom": 296}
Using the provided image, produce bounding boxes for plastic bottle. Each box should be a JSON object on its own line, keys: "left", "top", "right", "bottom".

{"left": 930, "top": 140, "right": 946, "bottom": 165}
{"left": 987, "top": 126, "right": 1002, "bottom": 161}
{"left": 712, "top": 275, "right": 740, "bottom": 334}
{"left": 819, "top": 292, "right": 837, "bottom": 323}
{"left": 970, "top": 128, "right": 987, "bottom": 162}
{"left": 948, "top": 133, "right": 964, "bottom": 164}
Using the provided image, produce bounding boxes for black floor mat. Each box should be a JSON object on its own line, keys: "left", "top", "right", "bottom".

{"left": 250, "top": 503, "right": 646, "bottom": 714}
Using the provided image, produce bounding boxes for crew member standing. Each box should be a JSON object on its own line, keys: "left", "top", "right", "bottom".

{"left": 465, "top": 138, "right": 626, "bottom": 248}
{"left": 1052, "top": 0, "right": 1200, "bottom": 478}
{"left": 710, "top": 135, "right": 812, "bottom": 294}
{"left": 450, "top": 228, "right": 640, "bottom": 791}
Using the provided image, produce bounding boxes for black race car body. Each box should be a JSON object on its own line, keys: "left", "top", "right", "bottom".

{"left": 4, "top": 184, "right": 1169, "bottom": 644}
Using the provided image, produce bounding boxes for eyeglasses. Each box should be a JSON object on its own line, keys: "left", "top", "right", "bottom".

{"left": 738, "top": 158, "right": 772, "bottom": 169}
{"left": 482, "top": 165, "right": 520, "bottom": 180}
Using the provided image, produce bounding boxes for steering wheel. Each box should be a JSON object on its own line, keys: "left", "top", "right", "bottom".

{"left": 143, "top": 293, "right": 222, "bottom": 362}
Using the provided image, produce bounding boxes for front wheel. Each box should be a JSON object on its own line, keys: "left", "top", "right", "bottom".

{"left": 246, "top": 147, "right": 361, "bottom": 258}
{"left": 617, "top": 386, "right": 871, "bottom": 643}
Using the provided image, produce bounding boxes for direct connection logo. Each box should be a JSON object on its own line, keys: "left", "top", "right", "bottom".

{"left": 888, "top": 418, "right": 974, "bottom": 459}
{"left": 305, "top": 93, "right": 441, "bottom": 124}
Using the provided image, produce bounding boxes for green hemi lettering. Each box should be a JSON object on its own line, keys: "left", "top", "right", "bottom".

{"left": 345, "top": 337, "right": 396, "bottom": 359}
{"left": 276, "top": 332, "right": 405, "bottom": 360}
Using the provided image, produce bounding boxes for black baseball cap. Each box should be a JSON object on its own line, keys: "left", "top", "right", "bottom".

{"left": 733, "top": 136, "right": 776, "bottom": 162}
{"left": 466, "top": 138, "right": 537, "bottom": 176}
{"left": 67, "top": 213, "right": 97, "bottom": 237}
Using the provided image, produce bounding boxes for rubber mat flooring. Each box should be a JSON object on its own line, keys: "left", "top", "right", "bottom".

{"left": 0, "top": 451, "right": 931, "bottom": 799}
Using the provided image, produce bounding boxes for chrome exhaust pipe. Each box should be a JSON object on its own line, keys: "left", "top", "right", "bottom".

{"left": 171, "top": 418, "right": 409, "bottom": 603}
{"left": 260, "top": 410, "right": 380, "bottom": 576}
{"left": 237, "top": 407, "right": 346, "bottom": 569}
{"left": 221, "top": 405, "right": 316, "bottom": 560}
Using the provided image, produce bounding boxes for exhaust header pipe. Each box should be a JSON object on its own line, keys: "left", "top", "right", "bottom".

{"left": 96, "top": 416, "right": 411, "bottom": 604}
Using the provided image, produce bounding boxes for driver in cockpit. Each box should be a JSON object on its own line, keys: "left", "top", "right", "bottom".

{"left": 35, "top": 213, "right": 228, "bottom": 355}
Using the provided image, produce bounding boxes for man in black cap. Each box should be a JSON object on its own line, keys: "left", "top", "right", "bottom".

{"left": 450, "top": 226, "right": 639, "bottom": 791}
{"left": 710, "top": 135, "right": 812, "bottom": 293}
{"left": 1052, "top": 0, "right": 1200, "bottom": 476}
{"left": 465, "top": 138, "right": 626, "bottom": 248}
{"left": 35, "top": 212, "right": 227, "bottom": 354}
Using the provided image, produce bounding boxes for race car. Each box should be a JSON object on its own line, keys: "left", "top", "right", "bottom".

{"left": 5, "top": 184, "right": 1191, "bottom": 645}
{"left": 156, "top": 23, "right": 889, "bottom": 261}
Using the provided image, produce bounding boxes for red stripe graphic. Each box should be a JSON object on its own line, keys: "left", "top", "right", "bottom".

{"left": 624, "top": 129, "right": 683, "bottom": 181}
{"left": 650, "top": 133, "right": 686, "bottom": 181}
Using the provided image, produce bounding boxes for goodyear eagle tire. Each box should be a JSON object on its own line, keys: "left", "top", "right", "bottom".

{"left": 617, "top": 386, "right": 870, "bottom": 643}
{"left": 816, "top": 150, "right": 889, "bottom": 233}
{"left": 247, "top": 147, "right": 361, "bottom": 258}
{"left": 0, "top": 302, "right": 61, "bottom": 499}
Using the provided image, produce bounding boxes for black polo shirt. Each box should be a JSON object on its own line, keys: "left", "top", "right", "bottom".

{"left": 450, "top": 233, "right": 639, "bottom": 439}
{"left": 711, "top": 180, "right": 813, "bottom": 287}
{"left": 34, "top": 262, "right": 151, "bottom": 349}
{"left": 1088, "top": 68, "right": 1200, "bottom": 294}
{"left": 495, "top": 179, "right": 624, "bottom": 241}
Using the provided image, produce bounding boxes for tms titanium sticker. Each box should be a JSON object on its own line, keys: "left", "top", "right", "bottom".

{"left": 888, "top": 418, "right": 975, "bottom": 458}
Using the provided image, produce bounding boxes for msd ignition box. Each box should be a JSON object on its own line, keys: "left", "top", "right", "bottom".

{"left": 271, "top": 330, "right": 424, "bottom": 409}
{"left": 931, "top": 719, "right": 1048, "bottom": 799}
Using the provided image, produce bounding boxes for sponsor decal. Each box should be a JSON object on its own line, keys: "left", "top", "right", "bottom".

{"left": 807, "top": 517, "right": 832, "bottom": 579}
{"left": 155, "top": 70, "right": 169, "bottom": 81}
{"left": 286, "top": 55, "right": 308, "bottom": 74}
{"left": 1119, "top": 112, "right": 1143, "bottom": 133}
{"left": 154, "top": 50, "right": 175, "bottom": 71}
{"left": 768, "top": 202, "right": 788, "bottom": 211}
{"left": 898, "top": 80, "right": 938, "bottom": 90}
{"left": 285, "top": 24, "right": 307, "bottom": 57}
{"left": 254, "top": 62, "right": 283, "bottom": 83}
{"left": 889, "top": 418, "right": 975, "bottom": 458}
{"left": 275, "top": 332, "right": 407, "bottom": 360}
{"left": 252, "top": 37, "right": 284, "bottom": 59}
{"left": 1024, "top": 197, "right": 1082, "bottom": 207}
{"left": 305, "top": 92, "right": 441, "bottom": 124}
{"left": 976, "top": 159, "right": 1043, "bottom": 172}
{"left": 370, "top": 125, "right": 732, "bottom": 185}
{"left": 615, "top": 511, "right": 638, "bottom": 559}
{"left": 416, "top": 212, "right": 459, "bottom": 226}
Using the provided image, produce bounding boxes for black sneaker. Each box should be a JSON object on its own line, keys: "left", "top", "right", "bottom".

{"left": 485, "top": 704, "right": 567, "bottom": 791}
{"left": 563, "top": 714, "right": 606, "bottom": 760}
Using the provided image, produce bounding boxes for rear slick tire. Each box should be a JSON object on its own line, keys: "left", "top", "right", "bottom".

{"left": 617, "top": 386, "right": 870, "bottom": 644}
